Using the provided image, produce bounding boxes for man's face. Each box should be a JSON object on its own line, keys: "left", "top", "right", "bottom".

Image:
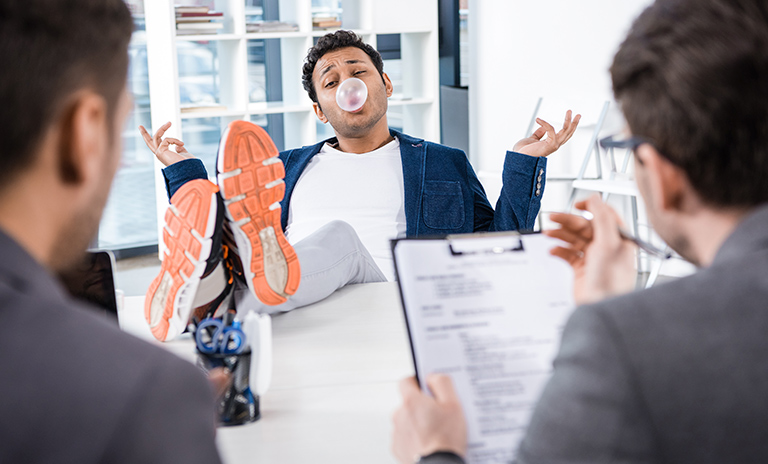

{"left": 51, "top": 86, "right": 132, "bottom": 271}
{"left": 312, "top": 47, "right": 393, "bottom": 138}
{"left": 633, "top": 142, "right": 696, "bottom": 264}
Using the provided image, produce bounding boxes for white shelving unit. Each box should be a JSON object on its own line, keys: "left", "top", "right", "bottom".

{"left": 143, "top": 0, "right": 440, "bottom": 248}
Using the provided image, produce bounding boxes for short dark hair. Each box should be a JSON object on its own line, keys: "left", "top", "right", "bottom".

{"left": 301, "top": 30, "right": 385, "bottom": 104}
{"left": 0, "top": 0, "right": 133, "bottom": 187}
{"left": 611, "top": 0, "right": 768, "bottom": 208}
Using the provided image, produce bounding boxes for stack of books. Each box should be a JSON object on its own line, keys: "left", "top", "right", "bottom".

{"left": 246, "top": 20, "right": 299, "bottom": 33}
{"left": 175, "top": 6, "right": 224, "bottom": 35}
{"left": 312, "top": 16, "right": 342, "bottom": 30}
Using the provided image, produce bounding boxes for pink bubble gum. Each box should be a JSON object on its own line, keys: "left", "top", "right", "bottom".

{"left": 336, "top": 77, "right": 368, "bottom": 112}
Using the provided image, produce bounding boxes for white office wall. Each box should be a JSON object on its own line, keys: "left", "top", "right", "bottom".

{"left": 468, "top": 0, "right": 652, "bottom": 201}
{"left": 467, "top": 0, "right": 696, "bottom": 278}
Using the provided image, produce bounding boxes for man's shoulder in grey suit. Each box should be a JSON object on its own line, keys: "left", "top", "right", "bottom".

{"left": 586, "top": 244, "right": 768, "bottom": 380}
{"left": 519, "top": 246, "right": 768, "bottom": 464}
{"left": 0, "top": 280, "right": 222, "bottom": 464}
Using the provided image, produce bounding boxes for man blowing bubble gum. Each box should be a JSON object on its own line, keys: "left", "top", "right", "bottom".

{"left": 140, "top": 30, "right": 581, "bottom": 341}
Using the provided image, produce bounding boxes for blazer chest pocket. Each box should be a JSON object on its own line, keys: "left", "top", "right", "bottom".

{"left": 423, "top": 181, "right": 465, "bottom": 230}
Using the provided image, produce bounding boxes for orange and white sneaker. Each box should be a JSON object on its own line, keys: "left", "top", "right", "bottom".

{"left": 145, "top": 179, "right": 229, "bottom": 341}
{"left": 216, "top": 120, "right": 301, "bottom": 306}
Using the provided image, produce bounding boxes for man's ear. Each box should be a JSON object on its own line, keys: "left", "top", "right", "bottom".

{"left": 58, "top": 91, "right": 108, "bottom": 185}
{"left": 313, "top": 101, "right": 328, "bottom": 124}
{"left": 383, "top": 72, "right": 393, "bottom": 98}
{"left": 636, "top": 144, "right": 688, "bottom": 213}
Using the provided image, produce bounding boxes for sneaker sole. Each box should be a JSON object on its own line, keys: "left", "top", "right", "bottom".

{"left": 145, "top": 179, "right": 220, "bottom": 341}
{"left": 217, "top": 121, "right": 300, "bottom": 305}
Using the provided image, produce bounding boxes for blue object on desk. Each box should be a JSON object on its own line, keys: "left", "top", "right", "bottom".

{"left": 195, "top": 318, "right": 246, "bottom": 355}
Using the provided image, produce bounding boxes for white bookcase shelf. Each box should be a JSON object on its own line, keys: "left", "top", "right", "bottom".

{"left": 144, "top": 0, "right": 439, "bottom": 249}
{"left": 174, "top": 33, "right": 243, "bottom": 41}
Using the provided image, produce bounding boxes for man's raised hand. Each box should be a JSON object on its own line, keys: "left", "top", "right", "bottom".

{"left": 139, "top": 121, "right": 192, "bottom": 167}
{"left": 513, "top": 110, "right": 581, "bottom": 158}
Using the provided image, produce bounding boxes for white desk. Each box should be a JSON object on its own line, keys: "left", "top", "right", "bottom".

{"left": 119, "top": 282, "right": 414, "bottom": 464}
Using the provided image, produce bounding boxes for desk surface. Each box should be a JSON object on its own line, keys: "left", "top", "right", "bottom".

{"left": 120, "top": 282, "right": 413, "bottom": 464}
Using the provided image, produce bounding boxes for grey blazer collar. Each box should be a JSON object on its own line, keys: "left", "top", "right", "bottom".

{"left": 0, "top": 228, "right": 66, "bottom": 301}
{"left": 713, "top": 203, "right": 768, "bottom": 265}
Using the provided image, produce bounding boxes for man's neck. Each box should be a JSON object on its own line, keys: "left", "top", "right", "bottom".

{"left": 333, "top": 118, "right": 394, "bottom": 154}
{"left": 682, "top": 207, "right": 749, "bottom": 267}
{"left": 0, "top": 177, "right": 62, "bottom": 270}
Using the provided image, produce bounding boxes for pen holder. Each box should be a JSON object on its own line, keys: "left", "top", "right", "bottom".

{"left": 196, "top": 348, "right": 260, "bottom": 426}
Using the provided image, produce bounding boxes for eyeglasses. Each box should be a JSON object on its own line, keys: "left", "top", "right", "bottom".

{"left": 599, "top": 134, "right": 658, "bottom": 167}
{"left": 599, "top": 134, "right": 653, "bottom": 152}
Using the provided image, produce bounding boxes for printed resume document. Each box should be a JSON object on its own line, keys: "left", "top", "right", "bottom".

{"left": 392, "top": 233, "right": 575, "bottom": 464}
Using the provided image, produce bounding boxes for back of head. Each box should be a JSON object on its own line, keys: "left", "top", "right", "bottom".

{"left": 611, "top": 0, "right": 768, "bottom": 208}
{"left": 0, "top": 0, "right": 133, "bottom": 190}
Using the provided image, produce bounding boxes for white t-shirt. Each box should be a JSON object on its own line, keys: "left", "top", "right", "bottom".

{"left": 285, "top": 137, "right": 406, "bottom": 281}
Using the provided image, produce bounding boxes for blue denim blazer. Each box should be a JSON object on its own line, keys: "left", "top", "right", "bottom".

{"left": 162, "top": 129, "right": 546, "bottom": 236}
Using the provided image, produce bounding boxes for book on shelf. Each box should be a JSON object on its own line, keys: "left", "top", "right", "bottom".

{"left": 313, "top": 20, "right": 342, "bottom": 29}
{"left": 180, "top": 103, "right": 227, "bottom": 114}
{"left": 176, "top": 11, "right": 223, "bottom": 18}
{"left": 176, "top": 22, "right": 224, "bottom": 30}
{"left": 176, "top": 16, "right": 223, "bottom": 23}
{"left": 176, "top": 13, "right": 223, "bottom": 23}
{"left": 174, "top": 6, "right": 210, "bottom": 14}
{"left": 246, "top": 21, "right": 299, "bottom": 33}
{"left": 312, "top": 16, "right": 338, "bottom": 23}
{"left": 312, "top": 16, "right": 341, "bottom": 28}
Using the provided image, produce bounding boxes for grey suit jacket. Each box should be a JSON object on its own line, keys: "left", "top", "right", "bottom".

{"left": 0, "top": 230, "right": 222, "bottom": 463}
{"left": 517, "top": 204, "right": 768, "bottom": 463}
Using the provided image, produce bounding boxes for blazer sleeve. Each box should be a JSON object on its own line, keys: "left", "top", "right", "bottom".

{"left": 161, "top": 158, "right": 210, "bottom": 200}
{"left": 99, "top": 357, "right": 223, "bottom": 464}
{"left": 515, "top": 304, "right": 656, "bottom": 464}
{"left": 492, "top": 152, "right": 546, "bottom": 232}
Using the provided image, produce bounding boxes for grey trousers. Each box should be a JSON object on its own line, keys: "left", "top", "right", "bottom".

{"left": 234, "top": 220, "right": 387, "bottom": 315}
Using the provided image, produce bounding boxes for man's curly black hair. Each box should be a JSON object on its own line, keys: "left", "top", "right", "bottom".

{"left": 301, "top": 30, "right": 385, "bottom": 104}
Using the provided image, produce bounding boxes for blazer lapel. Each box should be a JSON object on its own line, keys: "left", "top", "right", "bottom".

{"left": 393, "top": 130, "right": 426, "bottom": 237}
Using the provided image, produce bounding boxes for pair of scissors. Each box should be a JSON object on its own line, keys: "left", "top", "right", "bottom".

{"left": 195, "top": 318, "right": 246, "bottom": 355}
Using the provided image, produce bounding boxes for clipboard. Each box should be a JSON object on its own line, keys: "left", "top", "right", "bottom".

{"left": 391, "top": 231, "right": 575, "bottom": 464}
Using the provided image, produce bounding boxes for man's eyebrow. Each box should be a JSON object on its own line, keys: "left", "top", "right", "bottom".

{"left": 319, "top": 59, "right": 365, "bottom": 78}
{"left": 319, "top": 63, "right": 335, "bottom": 77}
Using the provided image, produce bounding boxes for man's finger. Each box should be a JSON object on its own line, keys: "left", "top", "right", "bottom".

{"left": 399, "top": 376, "right": 421, "bottom": 399}
{"left": 548, "top": 212, "right": 593, "bottom": 238}
{"left": 426, "top": 373, "right": 460, "bottom": 403}
{"left": 556, "top": 110, "right": 577, "bottom": 138}
{"left": 562, "top": 110, "right": 572, "bottom": 129}
{"left": 560, "top": 113, "right": 582, "bottom": 144}
{"left": 530, "top": 126, "right": 546, "bottom": 140}
{"left": 582, "top": 195, "right": 622, "bottom": 245}
{"left": 610, "top": 205, "right": 629, "bottom": 229}
{"left": 164, "top": 137, "right": 185, "bottom": 146}
{"left": 138, "top": 125, "right": 155, "bottom": 149}
{"left": 573, "top": 198, "right": 598, "bottom": 214}
{"left": 153, "top": 121, "right": 172, "bottom": 145}
{"left": 536, "top": 118, "right": 557, "bottom": 143}
{"left": 543, "top": 228, "right": 590, "bottom": 249}
{"left": 549, "top": 246, "right": 584, "bottom": 266}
